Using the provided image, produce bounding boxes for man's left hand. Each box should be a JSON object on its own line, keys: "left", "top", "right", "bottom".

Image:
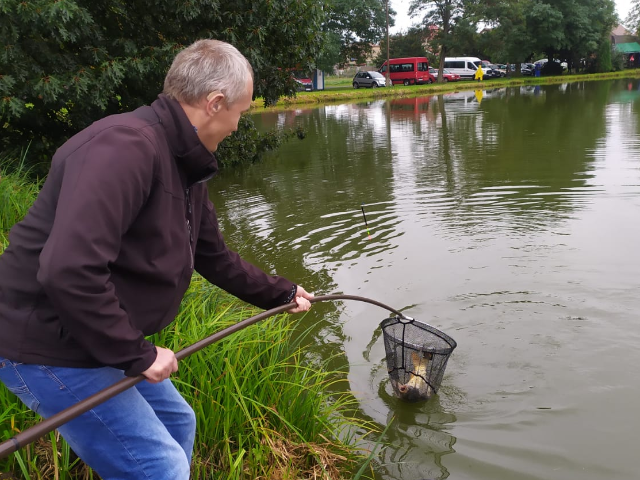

{"left": 287, "top": 285, "right": 313, "bottom": 313}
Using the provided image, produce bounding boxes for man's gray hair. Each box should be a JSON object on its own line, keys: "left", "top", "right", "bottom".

{"left": 163, "top": 39, "right": 254, "bottom": 106}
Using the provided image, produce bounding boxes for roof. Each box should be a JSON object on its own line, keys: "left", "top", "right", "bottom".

{"left": 615, "top": 42, "right": 640, "bottom": 53}
{"left": 612, "top": 24, "right": 632, "bottom": 36}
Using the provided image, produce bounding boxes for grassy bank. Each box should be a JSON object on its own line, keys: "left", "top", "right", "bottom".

{"left": 0, "top": 166, "right": 377, "bottom": 479}
{"left": 0, "top": 161, "right": 41, "bottom": 248}
{"left": 252, "top": 69, "right": 640, "bottom": 111}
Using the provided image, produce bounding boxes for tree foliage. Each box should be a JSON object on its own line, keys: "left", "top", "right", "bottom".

{"left": 474, "top": 0, "right": 616, "bottom": 69}
{"left": 435, "top": 0, "right": 617, "bottom": 73}
{"left": 524, "top": 0, "right": 615, "bottom": 69}
{"left": 321, "top": 0, "right": 392, "bottom": 68}
{"left": 0, "top": 0, "right": 325, "bottom": 164}
{"left": 408, "top": 0, "right": 476, "bottom": 71}
{"left": 626, "top": 0, "right": 640, "bottom": 36}
{"left": 374, "top": 27, "right": 429, "bottom": 67}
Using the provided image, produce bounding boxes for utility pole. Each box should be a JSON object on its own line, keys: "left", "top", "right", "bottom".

{"left": 386, "top": 0, "right": 391, "bottom": 87}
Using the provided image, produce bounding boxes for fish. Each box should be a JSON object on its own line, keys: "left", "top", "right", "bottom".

{"left": 396, "top": 351, "right": 433, "bottom": 402}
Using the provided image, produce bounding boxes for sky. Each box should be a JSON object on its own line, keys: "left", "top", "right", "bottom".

{"left": 389, "top": 0, "right": 635, "bottom": 34}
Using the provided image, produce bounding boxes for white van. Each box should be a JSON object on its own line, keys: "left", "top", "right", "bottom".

{"left": 443, "top": 57, "right": 482, "bottom": 79}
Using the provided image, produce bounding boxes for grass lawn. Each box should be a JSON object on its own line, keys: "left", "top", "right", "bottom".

{"left": 251, "top": 69, "right": 640, "bottom": 111}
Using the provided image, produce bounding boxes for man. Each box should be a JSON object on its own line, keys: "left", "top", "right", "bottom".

{"left": 0, "top": 39, "right": 313, "bottom": 479}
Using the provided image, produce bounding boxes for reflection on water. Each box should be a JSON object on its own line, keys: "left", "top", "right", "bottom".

{"left": 210, "top": 80, "right": 640, "bottom": 480}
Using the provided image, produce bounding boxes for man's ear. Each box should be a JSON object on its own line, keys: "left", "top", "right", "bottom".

{"left": 206, "top": 91, "right": 225, "bottom": 115}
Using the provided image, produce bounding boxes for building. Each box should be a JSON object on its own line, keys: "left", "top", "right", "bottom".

{"left": 611, "top": 24, "right": 640, "bottom": 67}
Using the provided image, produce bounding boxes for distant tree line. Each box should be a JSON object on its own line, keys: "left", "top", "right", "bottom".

{"left": 373, "top": 0, "right": 618, "bottom": 76}
{"left": 399, "top": 0, "right": 617, "bottom": 75}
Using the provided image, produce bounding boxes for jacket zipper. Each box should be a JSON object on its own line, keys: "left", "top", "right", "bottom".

{"left": 185, "top": 188, "right": 194, "bottom": 270}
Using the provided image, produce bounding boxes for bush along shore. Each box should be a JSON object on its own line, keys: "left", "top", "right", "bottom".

{"left": 252, "top": 69, "right": 640, "bottom": 110}
{"left": 0, "top": 165, "right": 379, "bottom": 479}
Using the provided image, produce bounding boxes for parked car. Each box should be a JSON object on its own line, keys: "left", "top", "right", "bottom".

{"left": 428, "top": 67, "right": 461, "bottom": 82}
{"left": 487, "top": 64, "right": 506, "bottom": 77}
{"left": 480, "top": 61, "right": 495, "bottom": 79}
{"left": 292, "top": 71, "right": 313, "bottom": 91}
{"left": 353, "top": 71, "right": 387, "bottom": 88}
{"left": 521, "top": 63, "right": 535, "bottom": 76}
{"left": 534, "top": 58, "right": 568, "bottom": 70}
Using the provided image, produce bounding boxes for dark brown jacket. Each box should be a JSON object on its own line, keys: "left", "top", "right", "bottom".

{"left": 0, "top": 95, "right": 295, "bottom": 376}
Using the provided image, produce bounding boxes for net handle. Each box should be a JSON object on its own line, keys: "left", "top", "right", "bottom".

{"left": 0, "top": 293, "right": 408, "bottom": 459}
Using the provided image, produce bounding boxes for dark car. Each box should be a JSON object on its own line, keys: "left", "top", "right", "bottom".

{"left": 521, "top": 63, "right": 535, "bottom": 76}
{"left": 353, "top": 71, "right": 387, "bottom": 88}
{"left": 480, "top": 61, "right": 494, "bottom": 80}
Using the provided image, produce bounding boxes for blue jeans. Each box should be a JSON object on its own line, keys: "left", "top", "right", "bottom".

{"left": 0, "top": 357, "right": 195, "bottom": 479}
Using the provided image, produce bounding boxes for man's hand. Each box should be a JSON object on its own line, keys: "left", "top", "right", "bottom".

{"left": 141, "top": 346, "right": 178, "bottom": 383}
{"left": 287, "top": 285, "right": 314, "bottom": 313}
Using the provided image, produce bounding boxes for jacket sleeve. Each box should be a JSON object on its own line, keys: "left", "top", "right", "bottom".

{"left": 37, "top": 126, "right": 158, "bottom": 376}
{"left": 193, "top": 195, "right": 296, "bottom": 310}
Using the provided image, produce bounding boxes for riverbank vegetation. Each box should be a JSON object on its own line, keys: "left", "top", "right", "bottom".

{"left": 254, "top": 69, "right": 640, "bottom": 110}
{"left": 0, "top": 165, "right": 379, "bottom": 479}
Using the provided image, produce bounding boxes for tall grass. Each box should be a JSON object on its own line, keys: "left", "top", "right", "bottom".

{"left": 0, "top": 153, "right": 41, "bottom": 249}
{"left": 153, "top": 277, "right": 375, "bottom": 479}
{"left": 0, "top": 163, "right": 378, "bottom": 478}
{"left": 0, "top": 279, "right": 375, "bottom": 479}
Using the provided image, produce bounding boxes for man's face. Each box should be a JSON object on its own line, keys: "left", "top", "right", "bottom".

{"left": 199, "top": 78, "right": 253, "bottom": 152}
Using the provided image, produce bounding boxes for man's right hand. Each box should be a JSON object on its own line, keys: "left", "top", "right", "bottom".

{"left": 141, "top": 346, "right": 178, "bottom": 383}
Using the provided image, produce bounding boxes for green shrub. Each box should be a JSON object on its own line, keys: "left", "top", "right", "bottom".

{"left": 612, "top": 49, "right": 625, "bottom": 72}
{"left": 216, "top": 115, "right": 305, "bottom": 168}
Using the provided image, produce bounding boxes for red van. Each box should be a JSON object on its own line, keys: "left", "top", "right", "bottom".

{"left": 378, "top": 57, "right": 434, "bottom": 86}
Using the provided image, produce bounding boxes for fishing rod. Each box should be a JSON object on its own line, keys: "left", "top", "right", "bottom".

{"left": 0, "top": 293, "right": 408, "bottom": 460}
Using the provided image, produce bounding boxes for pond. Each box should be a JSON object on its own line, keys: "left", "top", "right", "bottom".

{"left": 209, "top": 79, "right": 640, "bottom": 480}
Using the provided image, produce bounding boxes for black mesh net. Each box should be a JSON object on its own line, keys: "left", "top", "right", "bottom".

{"left": 381, "top": 316, "right": 457, "bottom": 402}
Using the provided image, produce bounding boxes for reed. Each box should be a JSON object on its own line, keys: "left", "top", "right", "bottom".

{"left": 0, "top": 277, "right": 376, "bottom": 479}
{"left": 0, "top": 154, "right": 41, "bottom": 249}
{"left": 153, "top": 276, "right": 375, "bottom": 479}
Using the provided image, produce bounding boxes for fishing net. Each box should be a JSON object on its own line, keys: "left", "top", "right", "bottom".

{"left": 381, "top": 316, "right": 457, "bottom": 402}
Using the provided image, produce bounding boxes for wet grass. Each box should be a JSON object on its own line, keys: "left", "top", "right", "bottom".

{"left": 0, "top": 165, "right": 379, "bottom": 479}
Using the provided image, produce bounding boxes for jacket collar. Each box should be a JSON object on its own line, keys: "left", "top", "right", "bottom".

{"left": 150, "top": 94, "right": 218, "bottom": 186}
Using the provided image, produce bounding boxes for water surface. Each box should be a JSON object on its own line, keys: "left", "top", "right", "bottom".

{"left": 209, "top": 80, "right": 640, "bottom": 480}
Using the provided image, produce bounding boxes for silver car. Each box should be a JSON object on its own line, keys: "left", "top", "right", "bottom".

{"left": 353, "top": 71, "right": 387, "bottom": 88}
